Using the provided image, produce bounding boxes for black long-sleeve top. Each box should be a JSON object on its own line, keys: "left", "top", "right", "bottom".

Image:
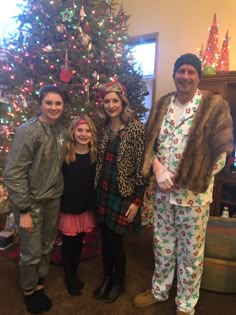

{"left": 60, "top": 153, "right": 96, "bottom": 214}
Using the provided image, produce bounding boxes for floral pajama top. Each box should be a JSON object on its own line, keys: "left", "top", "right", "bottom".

{"left": 155, "top": 89, "right": 226, "bottom": 206}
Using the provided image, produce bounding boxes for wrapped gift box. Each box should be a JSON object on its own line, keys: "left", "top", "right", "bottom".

{"left": 0, "top": 230, "right": 14, "bottom": 250}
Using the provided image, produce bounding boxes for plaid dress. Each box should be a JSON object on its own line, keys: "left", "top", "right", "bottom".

{"left": 97, "top": 128, "right": 143, "bottom": 235}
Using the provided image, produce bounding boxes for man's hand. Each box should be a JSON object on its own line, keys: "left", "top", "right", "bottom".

{"left": 153, "top": 156, "right": 175, "bottom": 192}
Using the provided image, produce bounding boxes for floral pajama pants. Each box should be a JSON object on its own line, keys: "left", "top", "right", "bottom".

{"left": 152, "top": 198, "right": 209, "bottom": 315}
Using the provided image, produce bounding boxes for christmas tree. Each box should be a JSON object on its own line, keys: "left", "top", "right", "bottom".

{"left": 217, "top": 30, "right": 229, "bottom": 72}
{"left": 202, "top": 14, "right": 219, "bottom": 70}
{"left": 198, "top": 43, "right": 204, "bottom": 63}
{"left": 0, "top": 0, "right": 148, "bottom": 183}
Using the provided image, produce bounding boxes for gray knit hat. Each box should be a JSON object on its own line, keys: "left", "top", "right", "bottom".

{"left": 173, "top": 53, "right": 202, "bottom": 78}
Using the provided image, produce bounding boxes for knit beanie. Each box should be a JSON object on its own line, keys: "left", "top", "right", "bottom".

{"left": 173, "top": 53, "right": 202, "bottom": 78}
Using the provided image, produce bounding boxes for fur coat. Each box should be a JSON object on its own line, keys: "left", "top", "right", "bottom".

{"left": 143, "top": 91, "right": 234, "bottom": 193}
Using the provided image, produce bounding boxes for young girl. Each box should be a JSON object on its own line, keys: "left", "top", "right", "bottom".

{"left": 59, "top": 114, "right": 97, "bottom": 296}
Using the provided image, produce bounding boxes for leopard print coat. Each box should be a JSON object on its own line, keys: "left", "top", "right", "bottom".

{"left": 95, "top": 119, "right": 146, "bottom": 197}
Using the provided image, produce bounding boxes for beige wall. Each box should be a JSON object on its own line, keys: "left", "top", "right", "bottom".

{"left": 117, "top": 0, "right": 236, "bottom": 99}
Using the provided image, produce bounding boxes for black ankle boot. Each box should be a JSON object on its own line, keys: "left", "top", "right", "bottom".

{"left": 102, "top": 283, "right": 125, "bottom": 303}
{"left": 34, "top": 289, "right": 52, "bottom": 312}
{"left": 93, "top": 276, "right": 113, "bottom": 299}
{"left": 65, "top": 274, "right": 81, "bottom": 296}
{"left": 24, "top": 292, "right": 42, "bottom": 314}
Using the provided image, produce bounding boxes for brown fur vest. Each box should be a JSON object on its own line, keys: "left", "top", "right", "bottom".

{"left": 143, "top": 91, "right": 234, "bottom": 193}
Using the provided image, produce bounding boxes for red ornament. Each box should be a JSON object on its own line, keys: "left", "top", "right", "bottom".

{"left": 28, "top": 84, "right": 34, "bottom": 93}
{"left": 59, "top": 49, "right": 73, "bottom": 83}
{"left": 60, "top": 66, "right": 73, "bottom": 83}
{"left": 85, "top": 21, "right": 91, "bottom": 33}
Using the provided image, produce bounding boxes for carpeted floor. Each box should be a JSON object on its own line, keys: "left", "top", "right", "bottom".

{"left": 0, "top": 214, "right": 236, "bottom": 315}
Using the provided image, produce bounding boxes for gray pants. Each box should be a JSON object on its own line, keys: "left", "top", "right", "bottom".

{"left": 13, "top": 198, "right": 60, "bottom": 290}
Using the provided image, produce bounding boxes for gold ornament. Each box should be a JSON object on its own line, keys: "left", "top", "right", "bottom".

{"left": 56, "top": 24, "right": 67, "bottom": 33}
{"left": 78, "top": 26, "right": 92, "bottom": 51}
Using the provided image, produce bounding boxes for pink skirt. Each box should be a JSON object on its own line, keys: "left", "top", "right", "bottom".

{"left": 58, "top": 211, "right": 96, "bottom": 236}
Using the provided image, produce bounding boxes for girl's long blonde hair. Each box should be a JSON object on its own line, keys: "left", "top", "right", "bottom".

{"left": 65, "top": 114, "right": 97, "bottom": 164}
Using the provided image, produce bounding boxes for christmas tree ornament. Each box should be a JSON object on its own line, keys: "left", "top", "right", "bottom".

{"left": 42, "top": 45, "right": 53, "bottom": 53}
{"left": 26, "top": 79, "right": 34, "bottom": 93}
{"left": 59, "top": 49, "right": 74, "bottom": 83}
{"left": 60, "top": 8, "right": 74, "bottom": 22}
{"left": 9, "top": 121, "right": 15, "bottom": 136}
{"left": 203, "top": 65, "right": 216, "bottom": 75}
{"left": 12, "top": 100, "right": 18, "bottom": 108}
{"left": 22, "top": 98, "right": 28, "bottom": 108}
{"left": 109, "top": 14, "right": 114, "bottom": 23}
{"left": 80, "top": 5, "right": 86, "bottom": 21}
{"left": 92, "top": 71, "right": 100, "bottom": 88}
{"left": 56, "top": 23, "right": 67, "bottom": 34}
{"left": 78, "top": 26, "right": 92, "bottom": 51}
{"left": 85, "top": 21, "right": 91, "bottom": 33}
{"left": 84, "top": 78, "right": 90, "bottom": 101}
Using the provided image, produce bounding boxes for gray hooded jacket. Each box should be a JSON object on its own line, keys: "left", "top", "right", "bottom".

{"left": 3, "top": 117, "right": 68, "bottom": 210}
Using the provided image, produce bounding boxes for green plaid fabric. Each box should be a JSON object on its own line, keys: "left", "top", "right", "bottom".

{"left": 97, "top": 130, "right": 142, "bottom": 235}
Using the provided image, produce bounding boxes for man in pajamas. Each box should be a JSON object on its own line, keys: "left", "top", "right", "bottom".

{"left": 133, "top": 53, "right": 233, "bottom": 314}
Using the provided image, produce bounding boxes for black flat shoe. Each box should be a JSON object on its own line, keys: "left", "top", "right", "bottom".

{"left": 34, "top": 289, "right": 52, "bottom": 312}
{"left": 102, "top": 284, "right": 124, "bottom": 304}
{"left": 93, "top": 277, "right": 113, "bottom": 300}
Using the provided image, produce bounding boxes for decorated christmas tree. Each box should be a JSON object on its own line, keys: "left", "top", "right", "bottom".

{"left": 202, "top": 14, "right": 219, "bottom": 71}
{"left": 198, "top": 43, "right": 205, "bottom": 63}
{"left": 0, "top": 0, "right": 148, "bottom": 183}
{"left": 217, "top": 30, "right": 229, "bottom": 72}
{"left": 201, "top": 14, "right": 230, "bottom": 75}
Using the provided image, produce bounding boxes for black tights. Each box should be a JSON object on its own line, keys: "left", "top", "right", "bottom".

{"left": 61, "top": 233, "right": 85, "bottom": 277}
{"left": 100, "top": 224, "right": 126, "bottom": 285}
